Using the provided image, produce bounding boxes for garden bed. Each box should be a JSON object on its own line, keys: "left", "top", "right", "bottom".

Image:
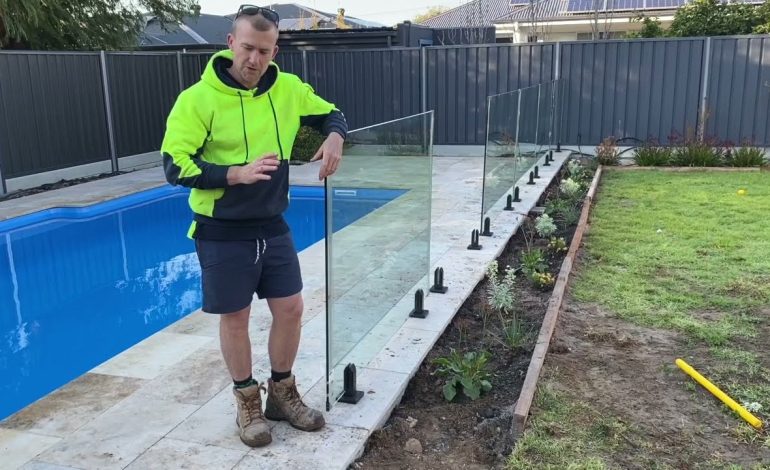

{"left": 352, "top": 159, "right": 595, "bottom": 469}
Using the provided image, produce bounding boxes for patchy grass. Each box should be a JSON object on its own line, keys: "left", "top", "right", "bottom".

{"left": 508, "top": 380, "right": 622, "bottom": 470}
{"left": 572, "top": 170, "right": 770, "bottom": 346}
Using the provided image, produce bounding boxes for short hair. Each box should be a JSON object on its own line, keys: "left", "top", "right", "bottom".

{"left": 232, "top": 13, "right": 278, "bottom": 33}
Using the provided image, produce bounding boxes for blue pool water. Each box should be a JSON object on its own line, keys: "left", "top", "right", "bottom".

{"left": 0, "top": 185, "right": 403, "bottom": 421}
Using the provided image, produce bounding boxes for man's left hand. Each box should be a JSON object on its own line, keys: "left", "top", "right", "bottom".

{"left": 310, "top": 132, "right": 344, "bottom": 180}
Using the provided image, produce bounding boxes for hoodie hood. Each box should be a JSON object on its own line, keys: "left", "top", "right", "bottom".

{"left": 202, "top": 49, "right": 279, "bottom": 97}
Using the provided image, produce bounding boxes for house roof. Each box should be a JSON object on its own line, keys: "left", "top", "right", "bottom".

{"left": 140, "top": 13, "right": 233, "bottom": 46}
{"left": 139, "top": 3, "right": 384, "bottom": 46}
{"left": 420, "top": 0, "right": 514, "bottom": 28}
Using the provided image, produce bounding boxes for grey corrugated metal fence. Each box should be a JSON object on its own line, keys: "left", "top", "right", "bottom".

{"left": 425, "top": 43, "right": 556, "bottom": 145}
{"left": 0, "top": 52, "right": 111, "bottom": 180}
{"left": 306, "top": 48, "right": 422, "bottom": 130}
{"left": 2, "top": 36, "right": 770, "bottom": 195}
{"left": 558, "top": 38, "right": 705, "bottom": 145}
{"left": 705, "top": 36, "right": 770, "bottom": 145}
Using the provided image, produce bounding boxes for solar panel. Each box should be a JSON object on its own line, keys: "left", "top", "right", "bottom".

{"left": 645, "top": 0, "right": 686, "bottom": 9}
{"left": 607, "top": 0, "right": 645, "bottom": 10}
{"left": 566, "top": 0, "right": 604, "bottom": 12}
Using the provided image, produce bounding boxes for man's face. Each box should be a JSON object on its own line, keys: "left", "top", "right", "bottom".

{"left": 227, "top": 19, "right": 279, "bottom": 88}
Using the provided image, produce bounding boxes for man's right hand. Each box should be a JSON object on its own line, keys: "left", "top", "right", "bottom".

{"left": 227, "top": 154, "right": 280, "bottom": 185}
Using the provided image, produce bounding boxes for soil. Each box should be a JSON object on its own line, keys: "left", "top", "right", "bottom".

{"left": 353, "top": 174, "right": 579, "bottom": 470}
{"left": 540, "top": 296, "right": 770, "bottom": 469}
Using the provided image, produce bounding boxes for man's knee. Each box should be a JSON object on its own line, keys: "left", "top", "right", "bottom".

{"left": 220, "top": 306, "right": 251, "bottom": 330}
{"left": 269, "top": 294, "right": 303, "bottom": 323}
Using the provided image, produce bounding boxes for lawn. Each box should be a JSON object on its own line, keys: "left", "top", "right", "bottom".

{"left": 510, "top": 169, "right": 770, "bottom": 470}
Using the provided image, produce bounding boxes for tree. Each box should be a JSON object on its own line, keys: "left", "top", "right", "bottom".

{"left": 0, "top": 0, "right": 199, "bottom": 50}
{"left": 668, "top": 0, "right": 763, "bottom": 37}
{"left": 627, "top": 13, "right": 665, "bottom": 38}
{"left": 413, "top": 5, "right": 449, "bottom": 24}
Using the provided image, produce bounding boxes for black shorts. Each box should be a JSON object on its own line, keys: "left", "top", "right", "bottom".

{"left": 195, "top": 232, "right": 303, "bottom": 314}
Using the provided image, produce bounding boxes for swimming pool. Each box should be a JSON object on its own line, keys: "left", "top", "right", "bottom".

{"left": 0, "top": 185, "right": 404, "bottom": 421}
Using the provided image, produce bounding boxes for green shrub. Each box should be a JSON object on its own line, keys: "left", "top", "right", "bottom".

{"left": 433, "top": 349, "right": 492, "bottom": 401}
{"left": 521, "top": 248, "right": 547, "bottom": 276}
{"left": 486, "top": 261, "right": 516, "bottom": 314}
{"left": 672, "top": 140, "right": 723, "bottom": 167}
{"left": 634, "top": 146, "right": 672, "bottom": 166}
{"left": 725, "top": 147, "right": 768, "bottom": 167}
{"left": 291, "top": 126, "right": 325, "bottom": 163}
{"left": 500, "top": 316, "right": 528, "bottom": 350}
{"left": 535, "top": 213, "right": 557, "bottom": 238}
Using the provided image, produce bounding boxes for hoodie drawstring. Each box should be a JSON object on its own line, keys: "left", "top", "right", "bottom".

{"left": 267, "top": 93, "right": 284, "bottom": 159}
{"left": 238, "top": 92, "right": 249, "bottom": 163}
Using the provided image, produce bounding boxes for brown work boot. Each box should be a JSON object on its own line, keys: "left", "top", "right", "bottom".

{"left": 233, "top": 382, "right": 272, "bottom": 447}
{"left": 264, "top": 375, "right": 325, "bottom": 431}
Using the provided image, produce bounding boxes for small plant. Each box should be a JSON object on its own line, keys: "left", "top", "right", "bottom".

{"left": 433, "top": 349, "right": 492, "bottom": 401}
{"left": 521, "top": 248, "right": 547, "bottom": 276}
{"left": 486, "top": 261, "right": 516, "bottom": 314}
{"left": 548, "top": 236, "right": 568, "bottom": 254}
{"left": 596, "top": 137, "right": 620, "bottom": 166}
{"left": 725, "top": 147, "right": 768, "bottom": 167}
{"left": 535, "top": 213, "right": 557, "bottom": 238}
{"left": 532, "top": 271, "right": 556, "bottom": 290}
{"left": 559, "top": 177, "right": 582, "bottom": 199}
{"left": 566, "top": 159, "right": 586, "bottom": 180}
{"left": 670, "top": 134, "right": 724, "bottom": 167}
{"left": 500, "top": 315, "right": 528, "bottom": 350}
{"left": 634, "top": 145, "right": 672, "bottom": 166}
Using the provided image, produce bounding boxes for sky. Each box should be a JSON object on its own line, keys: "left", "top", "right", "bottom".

{"left": 195, "top": 0, "right": 466, "bottom": 26}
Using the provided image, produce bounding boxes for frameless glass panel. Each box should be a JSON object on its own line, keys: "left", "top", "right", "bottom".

{"left": 517, "top": 84, "right": 542, "bottom": 179}
{"left": 482, "top": 90, "right": 520, "bottom": 225}
{"left": 326, "top": 112, "right": 433, "bottom": 409}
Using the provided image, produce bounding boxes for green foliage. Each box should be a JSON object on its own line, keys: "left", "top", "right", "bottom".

{"left": 559, "top": 178, "right": 583, "bottom": 199}
{"left": 595, "top": 137, "right": 620, "bottom": 166}
{"left": 413, "top": 5, "right": 450, "bottom": 24}
{"left": 628, "top": 13, "right": 666, "bottom": 38}
{"left": 633, "top": 145, "right": 672, "bottom": 166}
{"left": 725, "top": 147, "right": 768, "bottom": 167}
{"left": 433, "top": 349, "right": 492, "bottom": 401}
{"left": 500, "top": 316, "right": 528, "bottom": 350}
{"left": 531, "top": 271, "right": 556, "bottom": 290}
{"left": 671, "top": 140, "right": 724, "bottom": 167}
{"left": 546, "top": 198, "right": 581, "bottom": 227}
{"left": 548, "top": 236, "right": 568, "bottom": 254}
{"left": 0, "top": 0, "right": 199, "bottom": 50}
{"left": 291, "top": 126, "right": 325, "bottom": 163}
{"left": 567, "top": 160, "right": 589, "bottom": 182}
{"left": 486, "top": 260, "right": 517, "bottom": 314}
{"left": 669, "top": 0, "right": 765, "bottom": 38}
{"left": 521, "top": 248, "right": 547, "bottom": 276}
{"left": 535, "top": 213, "right": 558, "bottom": 238}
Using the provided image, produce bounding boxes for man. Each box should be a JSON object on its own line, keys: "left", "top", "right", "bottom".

{"left": 161, "top": 5, "right": 347, "bottom": 448}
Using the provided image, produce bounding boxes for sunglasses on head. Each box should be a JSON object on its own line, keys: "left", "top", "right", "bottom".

{"left": 235, "top": 5, "right": 280, "bottom": 28}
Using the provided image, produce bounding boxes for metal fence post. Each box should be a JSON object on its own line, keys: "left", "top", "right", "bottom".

{"left": 0, "top": 153, "right": 7, "bottom": 195}
{"left": 421, "top": 46, "right": 427, "bottom": 114}
{"left": 99, "top": 51, "right": 119, "bottom": 173}
{"left": 176, "top": 51, "right": 184, "bottom": 92}
{"left": 302, "top": 50, "right": 308, "bottom": 81}
{"left": 698, "top": 37, "right": 713, "bottom": 142}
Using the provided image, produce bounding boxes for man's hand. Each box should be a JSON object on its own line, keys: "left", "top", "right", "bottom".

{"left": 227, "top": 154, "right": 280, "bottom": 185}
{"left": 310, "top": 132, "right": 344, "bottom": 180}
